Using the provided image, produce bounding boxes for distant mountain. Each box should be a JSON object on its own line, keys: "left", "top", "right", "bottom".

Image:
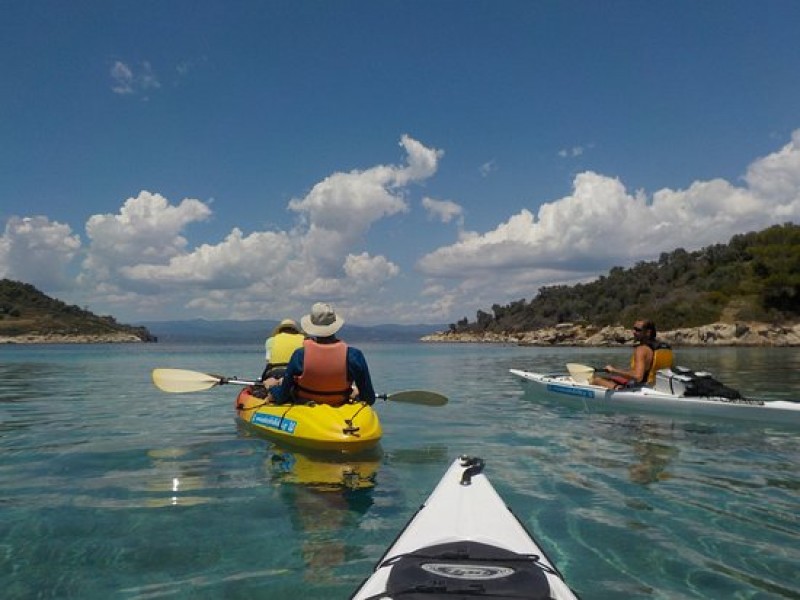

{"left": 136, "top": 318, "right": 444, "bottom": 344}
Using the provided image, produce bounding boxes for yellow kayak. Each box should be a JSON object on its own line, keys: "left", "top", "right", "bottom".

{"left": 234, "top": 387, "right": 383, "bottom": 453}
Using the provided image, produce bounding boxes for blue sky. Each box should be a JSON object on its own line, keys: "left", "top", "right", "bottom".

{"left": 2, "top": 1, "right": 799, "bottom": 326}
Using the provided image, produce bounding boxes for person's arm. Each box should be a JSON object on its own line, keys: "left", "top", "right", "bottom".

{"left": 269, "top": 348, "right": 304, "bottom": 402}
{"left": 605, "top": 364, "right": 634, "bottom": 380}
{"left": 347, "top": 347, "right": 376, "bottom": 405}
{"left": 607, "top": 346, "right": 651, "bottom": 382}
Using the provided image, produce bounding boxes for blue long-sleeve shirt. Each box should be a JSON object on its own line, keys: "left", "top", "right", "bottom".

{"left": 268, "top": 343, "right": 376, "bottom": 405}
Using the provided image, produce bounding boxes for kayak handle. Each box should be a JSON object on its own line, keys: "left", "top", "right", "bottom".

{"left": 459, "top": 456, "right": 485, "bottom": 485}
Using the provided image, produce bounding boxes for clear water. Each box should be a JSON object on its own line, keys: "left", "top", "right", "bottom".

{"left": 1, "top": 342, "right": 798, "bottom": 599}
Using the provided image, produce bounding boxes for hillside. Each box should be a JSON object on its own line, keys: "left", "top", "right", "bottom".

{"left": 448, "top": 222, "right": 800, "bottom": 334}
{"left": 0, "top": 279, "right": 156, "bottom": 343}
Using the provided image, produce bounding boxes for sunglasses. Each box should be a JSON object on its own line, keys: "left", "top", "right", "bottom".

{"left": 632, "top": 326, "right": 644, "bottom": 332}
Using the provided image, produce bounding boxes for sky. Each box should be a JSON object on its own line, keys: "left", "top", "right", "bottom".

{"left": 2, "top": 1, "right": 800, "bottom": 326}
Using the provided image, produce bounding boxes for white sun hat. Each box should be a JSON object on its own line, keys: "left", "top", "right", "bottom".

{"left": 300, "top": 302, "right": 345, "bottom": 337}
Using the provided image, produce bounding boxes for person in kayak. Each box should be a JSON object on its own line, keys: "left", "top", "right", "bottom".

{"left": 592, "top": 319, "right": 673, "bottom": 389}
{"left": 260, "top": 318, "right": 306, "bottom": 381}
{"left": 266, "top": 302, "right": 376, "bottom": 406}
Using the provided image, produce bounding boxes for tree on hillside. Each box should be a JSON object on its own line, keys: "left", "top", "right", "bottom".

{"left": 449, "top": 223, "right": 800, "bottom": 333}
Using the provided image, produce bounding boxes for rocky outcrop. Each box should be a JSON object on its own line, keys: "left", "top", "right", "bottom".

{"left": 421, "top": 321, "right": 800, "bottom": 347}
{"left": 0, "top": 332, "right": 149, "bottom": 344}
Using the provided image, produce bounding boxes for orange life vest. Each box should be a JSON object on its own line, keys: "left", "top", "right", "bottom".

{"left": 294, "top": 339, "right": 352, "bottom": 405}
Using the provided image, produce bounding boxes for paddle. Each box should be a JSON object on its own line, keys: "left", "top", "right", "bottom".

{"left": 151, "top": 368, "right": 448, "bottom": 406}
{"left": 377, "top": 390, "right": 448, "bottom": 406}
{"left": 152, "top": 368, "right": 256, "bottom": 393}
{"left": 565, "top": 363, "right": 609, "bottom": 383}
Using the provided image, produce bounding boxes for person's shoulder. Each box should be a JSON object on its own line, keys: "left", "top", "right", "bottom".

{"left": 346, "top": 344, "right": 366, "bottom": 356}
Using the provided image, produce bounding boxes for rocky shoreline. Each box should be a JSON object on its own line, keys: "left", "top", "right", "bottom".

{"left": 0, "top": 332, "right": 150, "bottom": 344}
{"left": 421, "top": 321, "right": 800, "bottom": 347}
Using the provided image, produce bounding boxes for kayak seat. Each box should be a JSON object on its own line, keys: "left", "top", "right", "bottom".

{"left": 383, "top": 540, "right": 556, "bottom": 599}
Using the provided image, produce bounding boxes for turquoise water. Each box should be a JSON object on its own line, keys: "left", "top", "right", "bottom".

{"left": 1, "top": 342, "right": 799, "bottom": 599}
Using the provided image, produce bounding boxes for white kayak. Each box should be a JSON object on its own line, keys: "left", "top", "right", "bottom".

{"left": 510, "top": 368, "right": 800, "bottom": 425}
{"left": 351, "top": 456, "right": 579, "bottom": 600}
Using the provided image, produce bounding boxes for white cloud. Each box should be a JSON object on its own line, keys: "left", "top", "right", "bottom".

{"left": 744, "top": 129, "right": 800, "bottom": 208}
{"left": 479, "top": 159, "right": 497, "bottom": 177}
{"left": 110, "top": 62, "right": 134, "bottom": 94}
{"left": 343, "top": 252, "right": 399, "bottom": 284}
{"left": 63, "top": 137, "right": 438, "bottom": 319}
{"left": 288, "top": 135, "right": 442, "bottom": 277}
{"left": 418, "top": 130, "right": 800, "bottom": 311}
{"left": 422, "top": 197, "right": 463, "bottom": 224}
{"left": 110, "top": 61, "right": 161, "bottom": 96}
{"left": 82, "top": 191, "right": 211, "bottom": 279}
{"left": 558, "top": 144, "right": 593, "bottom": 158}
{"left": 4, "top": 132, "right": 799, "bottom": 325}
{"left": 0, "top": 216, "right": 81, "bottom": 290}
{"left": 121, "top": 228, "right": 294, "bottom": 288}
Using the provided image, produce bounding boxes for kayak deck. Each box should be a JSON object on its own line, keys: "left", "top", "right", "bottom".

{"left": 235, "top": 387, "right": 382, "bottom": 453}
{"left": 510, "top": 368, "right": 800, "bottom": 425}
{"left": 351, "top": 456, "right": 579, "bottom": 599}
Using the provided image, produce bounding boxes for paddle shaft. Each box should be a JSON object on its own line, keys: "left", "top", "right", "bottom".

{"left": 152, "top": 368, "right": 447, "bottom": 405}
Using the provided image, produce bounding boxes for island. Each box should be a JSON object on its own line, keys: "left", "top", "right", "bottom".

{"left": 0, "top": 279, "right": 156, "bottom": 344}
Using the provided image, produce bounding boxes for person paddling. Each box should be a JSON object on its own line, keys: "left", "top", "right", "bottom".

{"left": 267, "top": 302, "right": 376, "bottom": 406}
{"left": 592, "top": 319, "right": 673, "bottom": 389}
{"left": 260, "top": 318, "right": 305, "bottom": 382}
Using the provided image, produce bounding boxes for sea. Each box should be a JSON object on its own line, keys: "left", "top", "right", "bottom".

{"left": 1, "top": 341, "right": 798, "bottom": 599}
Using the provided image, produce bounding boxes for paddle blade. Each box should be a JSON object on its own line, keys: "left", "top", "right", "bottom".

{"left": 385, "top": 390, "right": 448, "bottom": 406}
{"left": 566, "top": 363, "right": 594, "bottom": 384}
{"left": 152, "top": 368, "right": 223, "bottom": 393}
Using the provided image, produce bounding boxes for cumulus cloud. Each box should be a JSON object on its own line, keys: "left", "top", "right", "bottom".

{"left": 4, "top": 132, "right": 799, "bottom": 324}
{"left": 30, "top": 136, "right": 440, "bottom": 319}
{"left": 422, "top": 197, "right": 463, "bottom": 224}
{"left": 121, "top": 228, "right": 294, "bottom": 288}
{"left": 0, "top": 216, "right": 81, "bottom": 290}
{"left": 344, "top": 252, "right": 400, "bottom": 284}
{"left": 418, "top": 131, "right": 800, "bottom": 290}
{"left": 82, "top": 191, "right": 211, "bottom": 280}
{"left": 744, "top": 129, "right": 800, "bottom": 207}
{"left": 288, "top": 134, "right": 442, "bottom": 277}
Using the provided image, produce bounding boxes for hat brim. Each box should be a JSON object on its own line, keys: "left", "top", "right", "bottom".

{"left": 272, "top": 319, "right": 300, "bottom": 336}
{"left": 301, "top": 314, "right": 344, "bottom": 337}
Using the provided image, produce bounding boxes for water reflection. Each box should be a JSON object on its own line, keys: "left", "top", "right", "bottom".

{"left": 267, "top": 446, "right": 381, "bottom": 491}
{"left": 628, "top": 439, "right": 679, "bottom": 485}
{"left": 596, "top": 418, "right": 682, "bottom": 485}
{"left": 143, "top": 446, "right": 216, "bottom": 508}
{"left": 266, "top": 446, "right": 381, "bottom": 585}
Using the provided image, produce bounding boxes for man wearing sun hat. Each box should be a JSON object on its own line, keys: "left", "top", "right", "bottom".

{"left": 267, "top": 302, "right": 376, "bottom": 406}
{"left": 260, "top": 318, "right": 305, "bottom": 382}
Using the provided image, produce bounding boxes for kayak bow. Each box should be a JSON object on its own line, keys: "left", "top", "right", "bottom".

{"left": 351, "top": 456, "right": 579, "bottom": 599}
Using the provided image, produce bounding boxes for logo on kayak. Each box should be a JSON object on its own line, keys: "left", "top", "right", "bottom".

{"left": 547, "top": 383, "right": 595, "bottom": 398}
{"left": 421, "top": 563, "right": 514, "bottom": 580}
{"left": 252, "top": 413, "right": 297, "bottom": 434}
